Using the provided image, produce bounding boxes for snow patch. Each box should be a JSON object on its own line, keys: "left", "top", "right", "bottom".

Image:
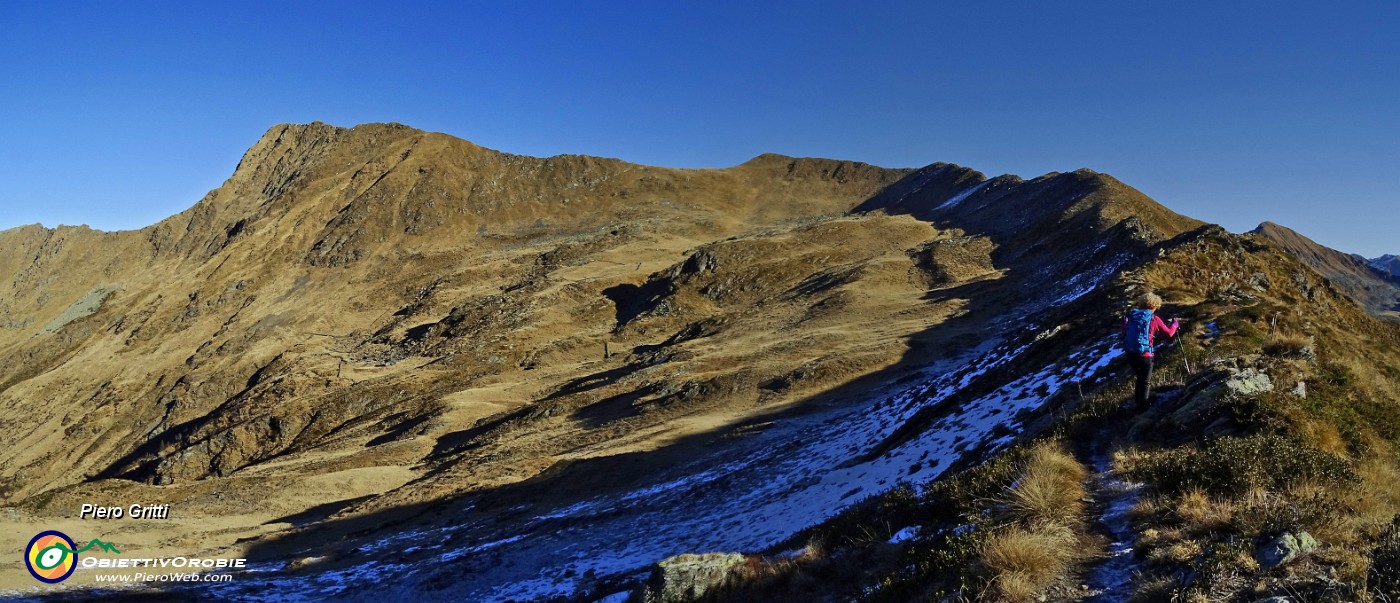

{"left": 936, "top": 181, "right": 990, "bottom": 210}
{"left": 888, "top": 526, "right": 918, "bottom": 544}
{"left": 1084, "top": 450, "right": 1144, "bottom": 602}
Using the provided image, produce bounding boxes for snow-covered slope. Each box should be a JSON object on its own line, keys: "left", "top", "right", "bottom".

{"left": 193, "top": 334, "right": 1119, "bottom": 601}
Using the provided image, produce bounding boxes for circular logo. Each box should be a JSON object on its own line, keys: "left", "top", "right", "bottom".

{"left": 25, "top": 530, "right": 77, "bottom": 583}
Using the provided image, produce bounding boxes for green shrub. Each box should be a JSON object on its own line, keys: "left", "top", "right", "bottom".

{"left": 1302, "top": 362, "right": 1400, "bottom": 452}
{"left": 1316, "top": 363, "right": 1355, "bottom": 389}
{"left": 810, "top": 483, "right": 921, "bottom": 549}
{"left": 1370, "top": 517, "right": 1400, "bottom": 599}
{"left": 1128, "top": 433, "right": 1356, "bottom": 498}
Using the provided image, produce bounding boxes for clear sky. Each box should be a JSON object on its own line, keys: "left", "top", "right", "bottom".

{"left": 1, "top": 1, "right": 1395, "bottom": 257}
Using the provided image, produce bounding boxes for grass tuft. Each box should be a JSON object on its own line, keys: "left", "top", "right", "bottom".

{"left": 980, "top": 442, "right": 1089, "bottom": 602}
{"left": 1174, "top": 488, "right": 1234, "bottom": 531}
{"left": 1000, "top": 442, "right": 1089, "bottom": 525}
{"left": 981, "top": 523, "right": 1078, "bottom": 603}
{"left": 1263, "top": 334, "right": 1311, "bottom": 358}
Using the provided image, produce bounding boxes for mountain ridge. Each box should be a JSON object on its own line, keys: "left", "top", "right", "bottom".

{"left": 0, "top": 122, "right": 1358, "bottom": 500}
{"left": 1251, "top": 220, "right": 1400, "bottom": 318}
{"left": 2, "top": 122, "right": 1396, "bottom": 601}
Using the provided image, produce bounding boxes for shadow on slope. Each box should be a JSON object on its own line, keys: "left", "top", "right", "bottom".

{"left": 206, "top": 175, "right": 1193, "bottom": 601}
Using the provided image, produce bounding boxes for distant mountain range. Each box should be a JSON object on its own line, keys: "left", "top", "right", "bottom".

{"left": 1371, "top": 254, "right": 1400, "bottom": 280}
{"left": 1251, "top": 221, "right": 1400, "bottom": 317}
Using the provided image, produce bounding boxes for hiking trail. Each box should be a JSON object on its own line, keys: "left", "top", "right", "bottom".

{"left": 1080, "top": 431, "right": 1144, "bottom": 602}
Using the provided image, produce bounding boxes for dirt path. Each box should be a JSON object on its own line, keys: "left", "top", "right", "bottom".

{"left": 1079, "top": 435, "right": 1144, "bottom": 602}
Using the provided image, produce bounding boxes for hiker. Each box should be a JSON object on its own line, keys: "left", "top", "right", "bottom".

{"left": 1121, "top": 292, "right": 1179, "bottom": 408}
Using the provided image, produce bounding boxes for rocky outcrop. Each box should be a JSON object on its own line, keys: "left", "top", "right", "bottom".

{"left": 917, "top": 235, "right": 998, "bottom": 285}
{"left": 1222, "top": 367, "right": 1275, "bottom": 396}
{"left": 1169, "top": 362, "right": 1274, "bottom": 411}
{"left": 640, "top": 553, "right": 746, "bottom": 603}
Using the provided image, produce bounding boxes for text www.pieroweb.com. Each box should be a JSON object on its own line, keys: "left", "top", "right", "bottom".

{"left": 93, "top": 572, "right": 234, "bottom": 583}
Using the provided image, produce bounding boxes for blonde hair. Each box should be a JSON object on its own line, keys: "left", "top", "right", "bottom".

{"left": 1138, "top": 292, "right": 1163, "bottom": 310}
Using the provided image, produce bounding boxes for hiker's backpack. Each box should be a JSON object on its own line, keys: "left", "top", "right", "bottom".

{"left": 1123, "top": 309, "right": 1154, "bottom": 354}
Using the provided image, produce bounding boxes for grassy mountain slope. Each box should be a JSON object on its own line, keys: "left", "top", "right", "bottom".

{"left": 0, "top": 123, "right": 1394, "bottom": 602}
{"left": 697, "top": 227, "right": 1400, "bottom": 603}
{"left": 1252, "top": 221, "right": 1400, "bottom": 319}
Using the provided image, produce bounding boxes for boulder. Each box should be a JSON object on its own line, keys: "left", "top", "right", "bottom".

{"left": 1223, "top": 368, "right": 1274, "bottom": 396}
{"left": 1257, "top": 531, "right": 1319, "bottom": 568}
{"left": 642, "top": 553, "right": 746, "bottom": 603}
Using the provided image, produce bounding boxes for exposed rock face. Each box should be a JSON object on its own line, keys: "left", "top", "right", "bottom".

{"left": 1162, "top": 362, "right": 1277, "bottom": 436}
{"left": 1223, "top": 367, "right": 1275, "bottom": 396}
{"left": 642, "top": 553, "right": 746, "bottom": 603}
{"left": 1372, "top": 531, "right": 1400, "bottom": 596}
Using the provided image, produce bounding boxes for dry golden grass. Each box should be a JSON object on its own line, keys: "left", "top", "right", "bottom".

{"left": 1139, "top": 523, "right": 1198, "bottom": 567}
{"left": 1132, "top": 576, "right": 1181, "bottom": 602}
{"left": 702, "top": 542, "right": 834, "bottom": 599}
{"left": 1001, "top": 442, "right": 1089, "bottom": 525}
{"left": 1323, "top": 548, "right": 1371, "bottom": 585}
{"left": 1287, "top": 480, "right": 1358, "bottom": 544}
{"left": 1108, "top": 447, "right": 1153, "bottom": 476}
{"left": 1235, "top": 551, "right": 1260, "bottom": 573}
{"left": 980, "top": 442, "right": 1090, "bottom": 602}
{"left": 1129, "top": 498, "right": 1159, "bottom": 521}
{"left": 1353, "top": 458, "right": 1400, "bottom": 531}
{"left": 729, "top": 554, "right": 801, "bottom": 587}
{"left": 1132, "top": 454, "right": 1400, "bottom": 596}
{"left": 1263, "top": 333, "right": 1311, "bottom": 357}
{"left": 1135, "top": 528, "right": 1162, "bottom": 549}
{"left": 981, "top": 522, "right": 1078, "bottom": 603}
{"left": 1307, "top": 421, "right": 1351, "bottom": 458}
{"left": 1174, "top": 488, "right": 1234, "bottom": 531}
{"left": 990, "top": 571, "right": 1040, "bottom": 603}
{"left": 1147, "top": 539, "right": 1203, "bottom": 565}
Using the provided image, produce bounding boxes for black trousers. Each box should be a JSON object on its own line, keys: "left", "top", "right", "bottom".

{"left": 1128, "top": 354, "right": 1154, "bottom": 407}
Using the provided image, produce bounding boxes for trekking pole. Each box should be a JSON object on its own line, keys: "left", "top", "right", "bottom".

{"left": 1175, "top": 322, "right": 1193, "bottom": 375}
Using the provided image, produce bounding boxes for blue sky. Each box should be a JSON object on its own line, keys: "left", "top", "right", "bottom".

{"left": 1, "top": 1, "right": 1395, "bottom": 256}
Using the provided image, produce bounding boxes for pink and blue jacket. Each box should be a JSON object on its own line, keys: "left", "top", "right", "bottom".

{"left": 1121, "top": 312, "right": 1179, "bottom": 357}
